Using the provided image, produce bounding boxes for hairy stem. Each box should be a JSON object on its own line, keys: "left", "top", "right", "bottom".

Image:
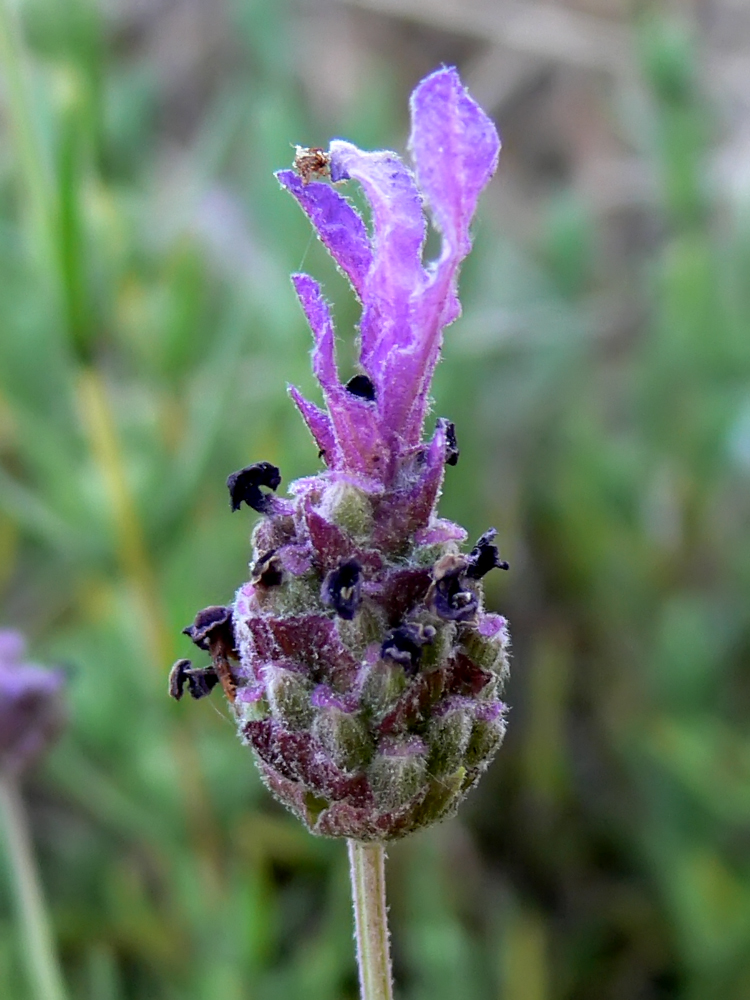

{"left": 0, "top": 775, "right": 70, "bottom": 1000}
{"left": 348, "top": 839, "right": 394, "bottom": 1000}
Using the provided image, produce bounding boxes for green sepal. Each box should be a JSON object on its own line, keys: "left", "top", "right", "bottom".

{"left": 313, "top": 708, "right": 374, "bottom": 772}
{"left": 368, "top": 743, "right": 427, "bottom": 811}
{"left": 266, "top": 667, "right": 314, "bottom": 730}
{"left": 427, "top": 707, "right": 472, "bottom": 776}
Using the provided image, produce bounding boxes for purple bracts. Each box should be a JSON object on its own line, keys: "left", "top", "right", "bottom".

{"left": 0, "top": 630, "right": 65, "bottom": 778}
{"left": 175, "top": 69, "right": 510, "bottom": 841}
{"left": 277, "top": 67, "right": 500, "bottom": 482}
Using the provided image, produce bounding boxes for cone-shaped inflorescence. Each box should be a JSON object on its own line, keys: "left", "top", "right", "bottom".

{"left": 172, "top": 68, "right": 510, "bottom": 841}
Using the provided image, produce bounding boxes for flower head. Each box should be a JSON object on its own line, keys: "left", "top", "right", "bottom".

{"left": 0, "top": 630, "right": 66, "bottom": 778}
{"left": 173, "top": 68, "right": 510, "bottom": 841}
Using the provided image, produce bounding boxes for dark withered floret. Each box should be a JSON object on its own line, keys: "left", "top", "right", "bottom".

{"left": 346, "top": 375, "right": 376, "bottom": 401}
{"left": 227, "top": 462, "right": 281, "bottom": 514}
{"left": 466, "top": 528, "right": 509, "bottom": 579}
{"left": 168, "top": 658, "right": 220, "bottom": 701}
{"left": 321, "top": 559, "right": 363, "bottom": 619}
{"left": 431, "top": 554, "right": 479, "bottom": 622}
{"left": 182, "top": 605, "right": 234, "bottom": 651}
{"left": 443, "top": 419, "right": 459, "bottom": 466}
{"left": 381, "top": 621, "right": 436, "bottom": 673}
{"left": 252, "top": 550, "right": 284, "bottom": 587}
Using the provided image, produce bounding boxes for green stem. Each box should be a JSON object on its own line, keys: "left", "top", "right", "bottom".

{"left": 0, "top": 775, "right": 70, "bottom": 1000}
{"left": 347, "top": 839, "right": 394, "bottom": 1000}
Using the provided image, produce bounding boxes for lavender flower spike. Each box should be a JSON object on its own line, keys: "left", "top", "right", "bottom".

{"left": 0, "top": 630, "right": 65, "bottom": 778}
{"left": 173, "top": 68, "right": 510, "bottom": 843}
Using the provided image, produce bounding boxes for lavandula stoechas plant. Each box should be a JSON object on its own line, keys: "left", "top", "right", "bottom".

{"left": 0, "top": 630, "right": 69, "bottom": 1000}
{"left": 173, "top": 67, "right": 508, "bottom": 999}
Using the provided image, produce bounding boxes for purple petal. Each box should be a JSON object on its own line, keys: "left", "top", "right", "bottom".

{"left": 409, "top": 66, "right": 500, "bottom": 268}
{"left": 476, "top": 613, "right": 508, "bottom": 639}
{"left": 292, "top": 273, "right": 387, "bottom": 476}
{"left": 474, "top": 701, "right": 507, "bottom": 722}
{"left": 276, "top": 170, "right": 372, "bottom": 299}
{"left": 388, "top": 283, "right": 453, "bottom": 445}
{"left": 291, "top": 273, "right": 340, "bottom": 393}
{"left": 374, "top": 283, "right": 449, "bottom": 444}
{"left": 281, "top": 70, "right": 498, "bottom": 477}
{"left": 277, "top": 543, "right": 313, "bottom": 576}
{"left": 371, "top": 420, "right": 447, "bottom": 550}
{"left": 396, "top": 68, "right": 501, "bottom": 443}
{"left": 415, "top": 520, "right": 468, "bottom": 546}
{"left": 288, "top": 386, "right": 338, "bottom": 463}
{"left": 328, "top": 142, "right": 425, "bottom": 295}
{"left": 311, "top": 684, "right": 357, "bottom": 712}
{"left": 329, "top": 141, "right": 426, "bottom": 378}
{"left": 236, "top": 683, "right": 265, "bottom": 704}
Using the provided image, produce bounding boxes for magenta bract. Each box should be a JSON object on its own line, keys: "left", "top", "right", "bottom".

{"left": 278, "top": 67, "right": 500, "bottom": 483}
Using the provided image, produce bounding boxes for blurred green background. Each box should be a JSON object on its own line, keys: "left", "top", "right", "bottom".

{"left": 1, "top": 0, "right": 750, "bottom": 996}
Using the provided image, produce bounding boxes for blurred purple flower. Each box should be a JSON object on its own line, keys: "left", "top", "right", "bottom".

{"left": 174, "top": 68, "right": 510, "bottom": 841}
{"left": 0, "top": 630, "right": 65, "bottom": 778}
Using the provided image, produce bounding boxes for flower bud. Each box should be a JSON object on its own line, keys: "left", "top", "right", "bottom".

{"left": 466, "top": 703, "right": 507, "bottom": 769}
{"left": 460, "top": 614, "right": 510, "bottom": 680}
{"left": 311, "top": 687, "right": 373, "bottom": 772}
{"left": 235, "top": 684, "right": 269, "bottom": 724}
{"left": 369, "top": 738, "right": 427, "bottom": 812}
{"left": 320, "top": 481, "right": 373, "bottom": 540}
{"left": 359, "top": 659, "right": 408, "bottom": 718}
{"left": 427, "top": 698, "right": 473, "bottom": 776}
{"left": 265, "top": 666, "right": 314, "bottom": 730}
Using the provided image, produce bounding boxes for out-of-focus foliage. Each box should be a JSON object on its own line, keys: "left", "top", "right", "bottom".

{"left": 0, "top": 0, "right": 749, "bottom": 997}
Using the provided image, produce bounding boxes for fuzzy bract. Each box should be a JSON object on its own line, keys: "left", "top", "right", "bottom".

{"left": 278, "top": 67, "right": 500, "bottom": 485}
{"left": 175, "top": 68, "right": 510, "bottom": 841}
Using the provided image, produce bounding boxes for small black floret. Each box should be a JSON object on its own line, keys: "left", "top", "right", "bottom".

{"left": 381, "top": 622, "right": 436, "bottom": 673}
{"left": 187, "top": 667, "right": 220, "bottom": 700}
{"left": 182, "top": 605, "right": 234, "bottom": 651}
{"left": 346, "top": 375, "right": 376, "bottom": 401}
{"left": 321, "top": 559, "right": 363, "bottom": 620}
{"left": 444, "top": 419, "right": 459, "bottom": 466}
{"left": 431, "top": 554, "right": 479, "bottom": 622}
{"left": 168, "top": 659, "right": 220, "bottom": 701}
{"left": 466, "top": 528, "right": 509, "bottom": 579}
{"left": 251, "top": 550, "right": 283, "bottom": 587}
{"left": 227, "top": 462, "right": 281, "bottom": 514}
